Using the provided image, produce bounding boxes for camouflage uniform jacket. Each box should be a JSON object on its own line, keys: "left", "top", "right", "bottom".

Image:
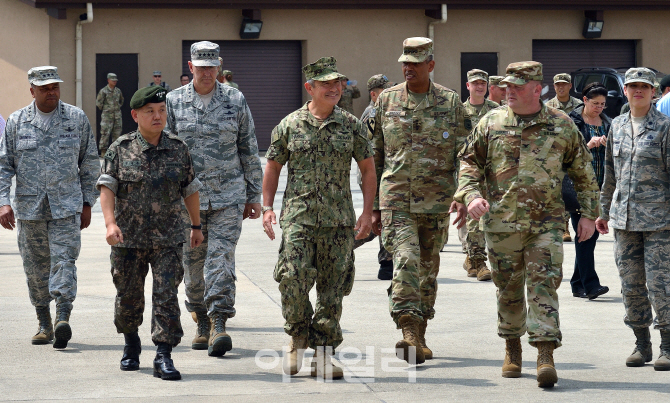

{"left": 372, "top": 81, "right": 471, "bottom": 213}
{"left": 338, "top": 86, "right": 361, "bottom": 114}
{"left": 600, "top": 106, "right": 670, "bottom": 231}
{"left": 0, "top": 101, "right": 99, "bottom": 220}
{"left": 96, "top": 131, "right": 202, "bottom": 248}
{"left": 266, "top": 103, "right": 373, "bottom": 227}
{"left": 545, "top": 96, "right": 582, "bottom": 114}
{"left": 463, "top": 98, "right": 500, "bottom": 127}
{"left": 149, "top": 81, "right": 171, "bottom": 92}
{"left": 223, "top": 81, "right": 239, "bottom": 90}
{"left": 454, "top": 103, "right": 600, "bottom": 233}
{"left": 165, "top": 82, "right": 262, "bottom": 210}
{"left": 356, "top": 101, "right": 377, "bottom": 186}
{"left": 96, "top": 85, "right": 124, "bottom": 115}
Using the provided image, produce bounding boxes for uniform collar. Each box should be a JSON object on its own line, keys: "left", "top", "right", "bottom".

{"left": 135, "top": 130, "right": 171, "bottom": 151}
{"left": 183, "top": 82, "right": 228, "bottom": 112}
{"left": 24, "top": 100, "right": 67, "bottom": 125}
{"left": 502, "top": 101, "right": 555, "bottom": 129}
{"left": 298, "top": 102, "right": 345, "bottom": 128}
{"left": 398, "top": 81, "right": 437, "bottom": 111}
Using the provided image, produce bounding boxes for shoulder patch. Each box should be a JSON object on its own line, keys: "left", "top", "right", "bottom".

{"left": 104, "top": 148, "right": 116, "bottom": 161}
{"left": 464, "top": 117, "right": 473, "bottom": 131}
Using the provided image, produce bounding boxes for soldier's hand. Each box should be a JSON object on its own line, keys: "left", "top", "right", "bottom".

{"left": 190, "top": 229, "right": 204, "bottom": 248}
{"left": 81, "top": 205, "right": 92, "bottom": 230}
{"left": 0, "top": 205, "right": 16, "bottom": 230}
{"left": 263, "top": 210, "right": 277, "bottom": 240}
{"left": 371, "top": 210, "right": 382, "bottom": 236}
{"left": 354, "top": 213, "right": 372, "bottom": 240}
{"left": 244, "top": 203, "right": 261, "bottom": 220}
{"left": 106, "top": 224, "right": 124, "bottom": 246}
{"left": 595, "top": 217, "right": 609, "bottom": 235}
{"left": 577, "top": 217, "right": 596, "bottom": 242}
{"left": 449, "top": 201, "right": 467, "bottom": 229}
{"left": 468, "top": 198, "right": 490, "bottom": 220}
{"left": 599, "top": 136, "right": 607, "bottom": 147}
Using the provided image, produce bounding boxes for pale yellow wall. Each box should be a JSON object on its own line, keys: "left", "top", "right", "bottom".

{"left": 0, "top": 0, "right": 50, "bottom": 118}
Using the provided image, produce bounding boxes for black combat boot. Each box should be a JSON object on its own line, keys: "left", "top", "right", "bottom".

{"left": 153, "top": 342, "right": 181, "bottom": 380}
{"left": 120, "top": 332, "right": 141, "bottom": 371}
{"left": 53, "top": 304, "right": 72, "bottom": 349}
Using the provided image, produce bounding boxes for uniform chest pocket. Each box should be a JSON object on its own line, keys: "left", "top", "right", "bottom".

{"left": 331, "top": 140, "right": 352, "bottom": 154}
{"left": 58, "top": 138, "right": 79, "bottom": 148}
{"left": 288, "top": 140, "right": 311, "bottom": 152}
{"left": 490, "top": 133, "right": 517, "bottom": 160}
{"left": 175, "top": 121, "right": 195, "bottom": 134}
{"left": 613, "top": 141, "right": 622, "bottom": 157}
{"left": 635, "top": 145, "right": 662, "bottom": 159}
{"left": 118, "top": 169, "right": 143, "bottom": 182}
{"left": 164, "top": 162, "right": 183, "bottom": 182}
{"left": 16, "top": 140, "right": 37, "bottom": 151}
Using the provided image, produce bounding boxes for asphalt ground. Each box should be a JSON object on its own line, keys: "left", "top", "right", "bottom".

{"left": 0, "top": 158, "right": 668, "bottom": 401}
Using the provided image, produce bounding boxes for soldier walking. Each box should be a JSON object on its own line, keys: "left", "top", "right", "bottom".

{"left": 371, "top": 38, "right": 469, "bottom": 364}
{"left": 0, "top": 66, "right": 99, "bottom": 349}
{"left": 166, "top": 41, "right": 263, "bottom": 357}
{"left": 596, "top": 67, "right": 670, "bottom": 371}
{"left": 460, "top": 69, "right": 499, "bottom": 281}
{"left": 96, "top": 72, "right": 124, "bottom": 157}
{"left": 97, "top": 86, "right": 204, "bottom": 380}
{"left": 455, "top": 61, "right": 600, "bottom": 387}
{"left": 262, "top": 56, "right": 376, "bottom": 380}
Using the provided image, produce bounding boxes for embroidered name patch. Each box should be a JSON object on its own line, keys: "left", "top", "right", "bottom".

{"left": 385, "top": 111, "right": 406, "bottom": 117}
{"left": 122, "top": 160, "right": 142, "bottom": 167}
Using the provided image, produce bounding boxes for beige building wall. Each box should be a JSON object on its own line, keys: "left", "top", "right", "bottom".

{"left": 0, "top": 0, "right": 50, "bottom": 118}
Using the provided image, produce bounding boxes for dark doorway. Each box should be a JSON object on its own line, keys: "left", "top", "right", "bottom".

{"left": 95, "top": 54, "right": 138, "bottom": 147}
{"left": 460, "top": 53, "right": 498, "bottom": 102}
{"left": 182, "top": 40, "right": 302, "bottom": 150}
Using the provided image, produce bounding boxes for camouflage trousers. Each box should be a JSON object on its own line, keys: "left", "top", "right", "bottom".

{"left": 17, "top": 214, "right": 81, "bottom": 310}
{"left": 111, "top": 246, "right": 184, "bottom": 346}
{"left": 485, "top": 229, "right": 563, "bottom": 347}
{"left": 613, "top": 229, "right": 670, "bottom": 330}
{"left": 464, "top": 217, "right": 487, "bottom": 261}
{"left": 353, "top": 231, "right": 392, "bottom": 263}
{"left": 382, "top": 210, "right": 449, "bottom": 326}
{"left": 98, "top": 112, "right": 122, "bottom": 153}
{"left": 182, "top": 204, "right": 243, "bottom": 317}
{"left": 273, "top": 223, "right": 354, "bottom": 350}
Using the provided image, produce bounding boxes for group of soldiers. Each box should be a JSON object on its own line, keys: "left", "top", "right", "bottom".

{"left": 1, "top": 36, "right": 669, "bottom": 387}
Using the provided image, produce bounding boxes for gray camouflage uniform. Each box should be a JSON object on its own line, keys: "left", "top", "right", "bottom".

{"left": 166, "top": 81, "right": 263, "bottom": 318}
{"left": 0, "top": 100, "right": 99, "bottom": 312}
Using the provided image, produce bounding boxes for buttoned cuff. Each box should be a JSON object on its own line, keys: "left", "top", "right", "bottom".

{"left": 96, "top": 174, "right": 118, "bottom": 194}
{"left": 181, "top": 177, "right": 202, "bottom": 199}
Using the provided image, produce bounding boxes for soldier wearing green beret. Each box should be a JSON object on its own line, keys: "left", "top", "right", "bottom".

{"left": 97, "top": 85, "right": 204, "bottom": 380}
{"left": 96, "top": 72, "right": 124, "bottom": 157}
{"left": 455, "top": 61, "right": 600, "bottom": 387}
{"left": 370, "top": 37, "right": 469, "bottom": 365}
{"left": 262, "top": 56, "right": 376, "bottom": 380}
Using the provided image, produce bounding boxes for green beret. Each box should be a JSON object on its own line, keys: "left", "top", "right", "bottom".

{"left": 130, "top": 86, "right": 167, "bottom": 109}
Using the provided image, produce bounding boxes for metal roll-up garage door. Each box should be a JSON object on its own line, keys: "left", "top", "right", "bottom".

{"left": 532, "top": 40, "right": 636, "bottom": 99}
{"left": 182, "top": 40, "right": 302, "bottom": 150}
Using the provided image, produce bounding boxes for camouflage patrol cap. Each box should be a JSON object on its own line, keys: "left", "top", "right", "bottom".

{"left": 553, "top": 73, "right": 571, "bottom": 84}
{"left": 624, "top": 67, "right": 655, "bottom": 86}
{"left": 190, "top": 41, "right": 221, "bottom": 67}
{"left": 130, "top": 86, "right": 167, "bottom": 109}
{"left": 28, "top": 66, "right": 63, "bottom": 86}
{"left": 489, "top": 75, "right": 506, "bottom": 87}
{"left": 501, "top": 61, "right": 543, "bottom": 85}
{"left": 398, "top": 37, "right": 433, "bottom": 63}
{"left": 153, "top": 71, "right": 161, "bottom": 76}
{"left": 107, "top": 73, "right": 118, "bottom": 81}
{"left": 302, "top": 57, "right": 345, "bottom": 82}
{"left": 467, "top": 69, "right": 489, "bottom": 83}
{"left": 222, "top": 70, "right": 233, "bottom": 76}
{"left": 367, "top": 74, "right": 391, "bottom": 91}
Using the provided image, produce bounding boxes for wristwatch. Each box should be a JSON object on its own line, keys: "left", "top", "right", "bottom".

{"left": 261, "top": 206, "right": 273, "bottom": 214}
{"left": 191, "top": 224, "right": 202, "bottom": 230}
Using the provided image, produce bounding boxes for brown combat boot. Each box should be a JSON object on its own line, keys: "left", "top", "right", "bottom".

{"left": 53, "top": 304, "right": 72, "bottom": 349}
{"left": 31, "top": 306, "right": 54, "bottom": 345}
{"left": 654, "top": 330, "right": 670, "bottom": 371}
{"left": 310, "top": 347, "right": 344, "bottom": 380}
{"left": 626, "top": 327, "right": 652, "bottom": 367}
{"left": 208, "top": 313, "right": 232, "bottom": 357}
{"left": 395, "top": 315, "right": 425, "bottom": 364}
{"left": 563, "top": 221, "right": 572, "bottom": 242}
{"left": 417, "top": 318, "right": 433, "bottom": 360}
{"left": 463, "top": 256, "right": 478, "bottom": 277}
{"left": 536, "top": 341, "right": 558, "bottom": 388}
{"left": 474, "top": 259, "right": 491, "bottom": 281}
{"left": 282, "top": 334, "right": 308, "bottom": 375}
{"left": 502, "top": 338, "right": 522, "bottom": 378}
{"left": 191, "top": 311, "right": 210, "bottom": 350}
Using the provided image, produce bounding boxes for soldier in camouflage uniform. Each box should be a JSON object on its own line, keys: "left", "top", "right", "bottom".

{"left": 0, "top": 66, "right": 99, "bottom": 349}
{"left": 455, "top": 61, "right": 600, "bottom": 387}
{"left": 96, "top": 72, "right": 124, "bottom": 156}
{"left": 98, "top": 85, "right": 203, "bottom": 381}
{"left": 371, "top": 38, "right": 469, "bottom": 364}
{"left": 221, "top": 69, "right": 239, "bottom": 90}
{"left": 460, "top": 69, "right": 499, "bottom": 281}
{"left": 262, "top": 57, "right": 375, "bottom": 379}
{"left": 488, "top": 75, "right": 507, "bottom": 105}
{"left": 596, "top": 67, "right": 670, "bottom": 371}
{"left": 337, "top": 75, "right": 360, "bottom": 114}
{"left": 353, "top": 74, "right": 394, "bottom": 281}
{"left": 149, "top": 71, "right": 171, "bottom": 92}
{"left": 166, "top": 41, "right": 263, "bottom": 357}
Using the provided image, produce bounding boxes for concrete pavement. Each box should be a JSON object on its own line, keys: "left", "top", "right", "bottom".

{"left": 0, "top": 158, "right": 668, "bottom": 402}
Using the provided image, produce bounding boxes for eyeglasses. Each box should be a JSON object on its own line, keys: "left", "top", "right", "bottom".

{"left": 153, "top": 75, "right": 161, "bottom": 78}
{"left": 588, "top": 100, "right": 607, "bottom": 109}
